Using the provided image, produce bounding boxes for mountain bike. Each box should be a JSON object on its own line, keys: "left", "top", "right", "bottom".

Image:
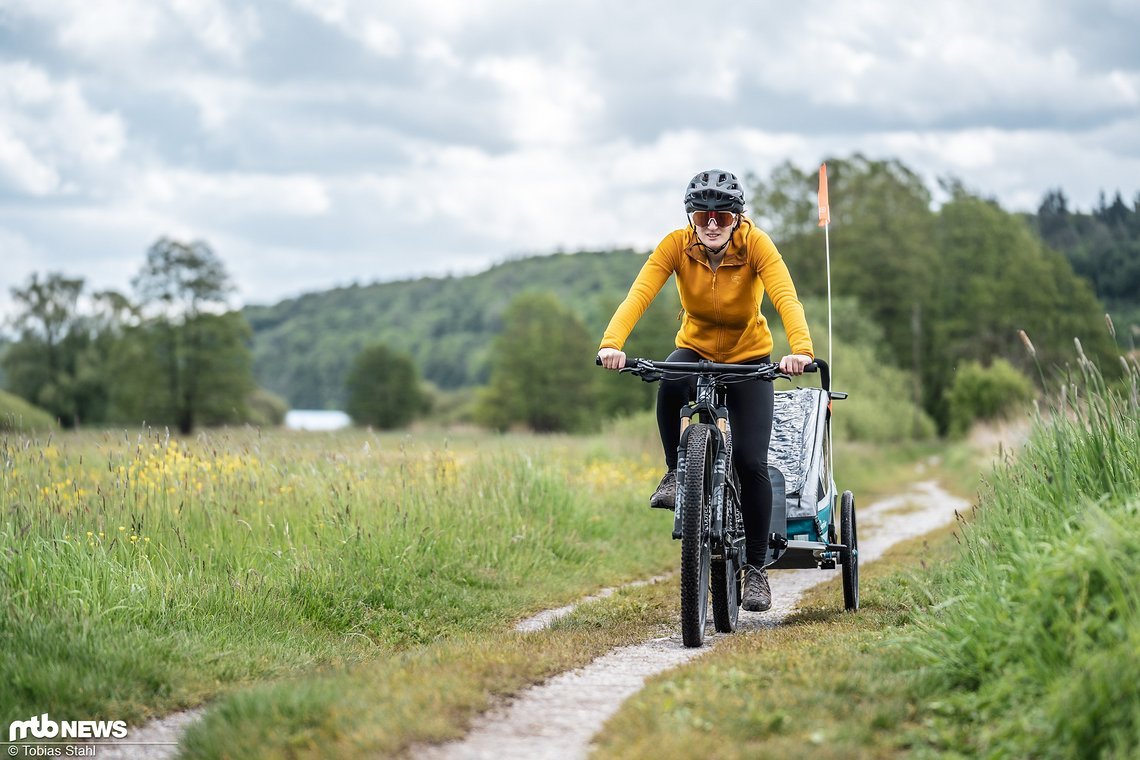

{"left": 600, "top": 356, "right": 783, "bottom": 646}
{"left": 600, "top": 356, "right": 857, "bottom": 647}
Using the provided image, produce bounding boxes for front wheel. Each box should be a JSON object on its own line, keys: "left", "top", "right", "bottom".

{"left": 679, "top": 424, "right": 713, "bottom": 647}
{"left": 841, "top": 490, "right": 859, "bottom": 611}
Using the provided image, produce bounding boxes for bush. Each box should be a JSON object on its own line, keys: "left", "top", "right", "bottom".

{"left": 345, "top": 344, "right": 430, "bottom": 429}
{"left": 477, "top": 292, "right": 595, "bottom": 433}
{"left": 246, "top": 387, "right": 289, "bottom": 427}
{"left": 0, "top": 389, "right": 58, "bottom": 432}
{"left": 946, "top": 358, "right": 1034, "bottom": 435}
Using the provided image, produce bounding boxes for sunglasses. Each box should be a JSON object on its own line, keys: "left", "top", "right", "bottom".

{"left": 689, "top": 211, "right": 737, "bottom": 228}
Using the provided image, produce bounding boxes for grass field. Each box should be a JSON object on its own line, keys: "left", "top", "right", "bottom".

{"left": 4, "top": 364, "right": 1112, "bottom": 756}
{"left": 1, "top": 408, "right": 953, "bottom": 757}
{"left": 1, "top": 425, "right": 679, "bottom": 747}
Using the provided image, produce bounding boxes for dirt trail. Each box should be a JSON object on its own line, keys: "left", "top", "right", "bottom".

{"left": 418, "top": 480, "right": 970, "bottom": 760}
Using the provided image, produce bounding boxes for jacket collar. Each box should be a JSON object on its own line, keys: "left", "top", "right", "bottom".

{"left": 682, "top": 217, "right": 751, "bottom": 267}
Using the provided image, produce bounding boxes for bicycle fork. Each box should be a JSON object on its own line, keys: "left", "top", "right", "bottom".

{"left": 672, "top": 403, "right": 731, "bottom": 546}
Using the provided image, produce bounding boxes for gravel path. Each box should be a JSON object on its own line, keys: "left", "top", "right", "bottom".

{"left": 79, "top": 708, "right": 206, "bottom": 760}
{"left": 82, "top": 480, "right": 968, "bottom": 760}
{"left": 417, "top": 480, "right": 970, "bottom": 760}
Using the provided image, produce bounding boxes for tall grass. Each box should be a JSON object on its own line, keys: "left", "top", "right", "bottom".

{"left": 0, "top": 426, "right": 672, "bottom": 727}
{"left": 904, "top": 351, "right": 1140, "bottom": 757}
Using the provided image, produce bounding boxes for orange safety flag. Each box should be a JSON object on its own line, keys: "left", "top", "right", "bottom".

{"left": 818, "top": 163, "right": 830, "bottom": 227}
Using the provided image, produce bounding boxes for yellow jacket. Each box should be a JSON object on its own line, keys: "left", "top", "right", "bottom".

{"left": 600, "top": 217, "right": 814, "bottom": 363}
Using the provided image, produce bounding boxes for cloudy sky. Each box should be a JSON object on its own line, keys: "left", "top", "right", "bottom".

{"left": 1, "top": 0, "right": 1138, "bottom": 316}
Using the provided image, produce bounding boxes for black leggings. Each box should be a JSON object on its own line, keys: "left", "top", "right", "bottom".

{"left": 657, "top": 348, "right": 774, "bottom": 566}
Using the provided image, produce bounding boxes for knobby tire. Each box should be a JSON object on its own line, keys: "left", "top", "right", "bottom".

{"left": 711, "top": 429, "right": 741, "bottom": 633}
{"left": 841, "top": 490, "right": 859, "bottom": 611}
{"left": 680, "top": 424, "right": 713, "bottom": 647}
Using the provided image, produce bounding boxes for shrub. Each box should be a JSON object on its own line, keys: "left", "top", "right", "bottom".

{"left": 946, "top": 358, "right": 1035, "bottom": 435}
{"left": 0, "top": 389, "right": 58, "bottom": 432}
{"left": 246, "top": 387, "right": 289, "bottom": 427}
{"left": 345, "top": 344, "right": 430, "bottom": 430}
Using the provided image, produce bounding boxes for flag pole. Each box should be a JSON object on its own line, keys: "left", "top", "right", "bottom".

{"left": 818, "top": 163, "right": 835, "bottom": 489}
{"left": 818, "top": 163, "right": 832, "bottom": 372}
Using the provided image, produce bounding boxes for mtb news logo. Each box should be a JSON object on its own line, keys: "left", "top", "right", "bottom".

{"left": 8, "top": 714, "right": 127, "bottom": 741}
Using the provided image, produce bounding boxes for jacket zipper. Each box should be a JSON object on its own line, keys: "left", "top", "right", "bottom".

{"left": 711, "top": 268, "right": 722, "bottom": 361}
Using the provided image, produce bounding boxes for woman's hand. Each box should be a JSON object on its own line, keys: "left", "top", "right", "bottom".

{"left": 597, "top": 348, "right": 627, "bottom": 370}
{"left": 779, "top": 353, "right": 813, "bottom": 376}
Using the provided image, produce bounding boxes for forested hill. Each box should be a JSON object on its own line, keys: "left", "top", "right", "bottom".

{"left": 244, "top": 249, "right": 680, "bottom": 409}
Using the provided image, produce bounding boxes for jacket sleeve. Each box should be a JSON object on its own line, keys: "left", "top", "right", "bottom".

{"left": 599, "top": 236, "right": 677, "bottom": 351}
{"left": 752, "top": 230, "right": 814, "bottom": 358}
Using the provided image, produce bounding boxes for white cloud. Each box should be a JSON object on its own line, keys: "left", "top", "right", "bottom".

{"left": 360, "top": 19, "right": 402, "bottom": 57}
{"left": 290, "top": 0, "right": 403, "bottom": 58}
{"left": 0, "top": 129, "right": 60, "bottom": 195}
{"left": 6, "top": 0, "right": 258, "bottom": 66}
{"left": 0, "top": 62, "right": 126, "bottom": 196}
{"left": 472, "top": 51, "right": 603, "bottom": 147}
{"left": 0, "top": 0, "right": 1137, "bottom": 315}
{"left": 137, "top": 168, "right": 332, "bottom": 219}
{"left": 168, "top": 0, "right": 261, "bottom": 63}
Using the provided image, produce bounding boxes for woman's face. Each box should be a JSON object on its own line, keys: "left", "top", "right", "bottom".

{"left": 691, "top": 211, "right": 737, "bottom": 251}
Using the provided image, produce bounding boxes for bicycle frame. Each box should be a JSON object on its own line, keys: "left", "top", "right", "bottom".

{"left": 674, "top": 373, "right": 736, "bottom": 550}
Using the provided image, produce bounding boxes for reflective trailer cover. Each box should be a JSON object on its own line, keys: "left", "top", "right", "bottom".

{"left": 768, "top": 388, "right": 830, "bottom": 520}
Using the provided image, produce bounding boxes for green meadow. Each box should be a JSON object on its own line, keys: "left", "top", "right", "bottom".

{"left": 4, "top": 351, "right": 1137, "bottom": 757}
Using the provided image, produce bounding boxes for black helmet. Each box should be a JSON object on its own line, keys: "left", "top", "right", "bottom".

{"left": 684, "top": 169, "right": 745, "bottom": 213}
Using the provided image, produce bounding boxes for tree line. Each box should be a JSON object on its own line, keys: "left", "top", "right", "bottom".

{"left": 2, "top": 238, "right": 285, "bottom": 433}
{"left": 1033, "top": 187, "right": 1140, "bottom": 333}
{"left": 750, "top": 155, "right": 1123, "bottom": 431}
{"left": 284, "top": 155, "right": 1133, "bottom": 435}
{"left": 7, "top": 154, "right": 1132, "bottom": 436}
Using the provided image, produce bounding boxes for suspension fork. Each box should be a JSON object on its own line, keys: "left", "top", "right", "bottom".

{"left": 709, "top": 410, "right": 729, "bottom": 544}
{"left": 673, "top": 398, "right": 730, "bottom": 543}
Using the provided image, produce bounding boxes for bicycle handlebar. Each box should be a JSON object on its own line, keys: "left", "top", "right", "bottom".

{"left": 596, "top": 356, "right": 831, "bottom": 390}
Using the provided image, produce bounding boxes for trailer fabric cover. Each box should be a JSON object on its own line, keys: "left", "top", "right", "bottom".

{"left": 768, "top": 388, "right": 829, "bottom": 519}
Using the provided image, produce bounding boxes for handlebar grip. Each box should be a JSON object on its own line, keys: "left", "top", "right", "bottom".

{"left": 806, "top": 358, "right": 830, "bottom": 392}
{"left": 597, "top": 355, "right": 644, "bottom": 368}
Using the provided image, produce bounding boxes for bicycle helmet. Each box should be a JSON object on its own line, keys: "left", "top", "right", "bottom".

{"left": 684, "top": 169, "right": 745, "bottom": 213}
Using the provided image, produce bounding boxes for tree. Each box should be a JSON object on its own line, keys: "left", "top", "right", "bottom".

{"left": 477, "top": 292, "right": 596, "bottom": 432}
{"left": 752, "top": 155, "right": 939, "bottom": 363}
{"left": 1035, "top": 186, "right": 1140, "bottom": 339}
{"left": 128, "top": 238, "right": 253, "bottom": 433}
{"left": 2, "top": 273, "right": 120, "bottom": 427}
{"left": 345, "top": 344, "right": 429, "bottom": 429}
{"left": 927, "top": 190, "right": 1118, "bottom": 427}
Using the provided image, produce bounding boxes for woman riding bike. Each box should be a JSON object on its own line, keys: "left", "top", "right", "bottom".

{"left": 597, "top": 169, "right": 814, "bottom": 613}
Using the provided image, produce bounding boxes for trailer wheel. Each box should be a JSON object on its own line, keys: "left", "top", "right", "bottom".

{"left": 841, "top": 490, "right": 859, "bottom": 612}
